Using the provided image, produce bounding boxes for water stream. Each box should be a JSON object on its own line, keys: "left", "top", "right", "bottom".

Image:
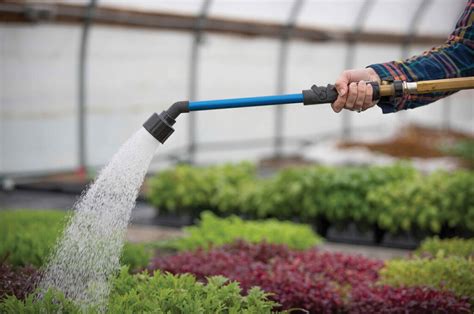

{"left": 39, "top": 127, "right": 159, "bottom": 310}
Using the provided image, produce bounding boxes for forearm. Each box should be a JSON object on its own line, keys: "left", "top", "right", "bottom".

{"left": 368, "top": 2, "right": 474, "bottom": 113}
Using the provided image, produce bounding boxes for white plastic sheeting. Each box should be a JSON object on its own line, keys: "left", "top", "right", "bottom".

{"left": 1, "top": 0, "right": 472, "bottom": 174}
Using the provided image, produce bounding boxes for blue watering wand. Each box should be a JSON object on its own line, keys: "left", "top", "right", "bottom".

{"left": 143, "top": 77, "right": 474, "bottom": 144}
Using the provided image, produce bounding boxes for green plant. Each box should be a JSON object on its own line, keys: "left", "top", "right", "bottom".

{"left": 380, "top": 256, "right": 474, "bottom": 299}
{"left": 168, "top": 211, "right": 322, "bottom": 251}
{"left": 369, "top": 170, "right": 474, "bottom": 233}
{"left": 441, "top": 139, "right": 474, "bottom": 163}
{"left": 0, "top": 268, "right": 279, "bottom": 313}
{"left": 0, "top": 210, "right": 151, "bottom": 270}
{"left": 110, "top": 268, "right": 277, "bottom": 313}
{"left": 300, "top": 163, "right": 417, "bottom": 228}
{"left": 415, "top": 237, "right": 474, "bottom": 258}
{"left": 121, "top": 243, "right": 152, "bottom": 270}
{"left": 147, "top": 162, "right": 256, "bottom": 217}
{"left": 0, "top": 210, "right": 69, "bottom": 267}
{"left": 0, "top": 289, "right": 82, "bottom": 313}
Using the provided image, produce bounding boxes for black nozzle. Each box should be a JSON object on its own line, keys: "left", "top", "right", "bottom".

{"left": 303, "top": 84, "right": 339, "bottom": 105}
{"left": 143, "top": 101, "right": 189, "bottom": 144}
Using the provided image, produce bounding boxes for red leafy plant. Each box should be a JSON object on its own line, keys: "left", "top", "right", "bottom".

{"left": 349, "top": 285, "right": 471, "bottom": 313}
{"left": 0, "top": 262, "right": 40, "bottom": 301}
{"left": 149, "top": 241, "right": 471, "bottom": 313}
{"left": 149, "top": 241, "right": 383, "bottom": 312}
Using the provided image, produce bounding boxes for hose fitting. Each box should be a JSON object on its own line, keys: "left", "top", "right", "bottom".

{"left": 143, "top": 101, "right": 189, "bottom": 144}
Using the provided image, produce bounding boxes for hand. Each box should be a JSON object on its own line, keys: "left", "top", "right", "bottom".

{"left": 332, "top": 68, "right": 381, "bottom": 113}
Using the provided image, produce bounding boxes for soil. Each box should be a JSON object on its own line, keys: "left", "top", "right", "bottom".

{"left": 338, "top": 125, "right": 473, "bottom": 159}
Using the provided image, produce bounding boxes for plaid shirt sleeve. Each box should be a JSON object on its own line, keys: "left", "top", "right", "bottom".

{"left": 367, "top": 0, "right": 474, "bottom": 114}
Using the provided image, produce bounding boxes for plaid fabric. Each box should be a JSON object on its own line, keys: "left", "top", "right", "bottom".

{"left": 368, "top": 0, "right": 474, "bottom": 113}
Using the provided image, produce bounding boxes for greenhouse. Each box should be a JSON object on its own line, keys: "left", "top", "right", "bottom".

{"left": 1, "top": 0, "right": 473, "bottom": 313}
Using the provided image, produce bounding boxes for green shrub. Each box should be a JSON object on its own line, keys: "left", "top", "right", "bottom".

{"left": 146, "top": 162, "right": 472, "bottom": 235}
{"left": 121, "top": 243, "right": 152, "bottom": 270}
{"left": 380, "top": 256, "right": 474, "bottom": 299}
{"left": 168, "top": 211, "right": 322, "bottom": 251}
{"left": 0, "top": 289, "right": 81, "bottom": 313}
{"left": 441, "top": 139, "right": 474, "bottom": 163}
{"left": 0, "top": 210, "right": 69, "bottom": 267}
{"left": 252, "top": 167, "right": 310, "bottom": 220}
{"left": 0, "top": 210, "right": 151, "bottom": 270}
{"left": 0, "top": 268, "right": 279, "bottom": 313}
{"left": 303, "top": 163, "right": 417, "bottom": 228}
{"left": 369, "top": 170, "right": 474, "bottom": 233}
{"left": 415, "top": 237, "right": 474, "bottom": 258}
{"left": 147, "top": 162, "right": 256, "bottom": 217}
{"left": 109, "top": 268, "right": 278, "bottom": 313}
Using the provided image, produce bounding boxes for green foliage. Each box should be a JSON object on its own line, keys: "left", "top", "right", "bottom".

{"left": 0, "top": 210, "right": 151, "bottom": 270}
{"left": 0, "top": 210, "right": 69, "bottom": 267}
{"left": 415, "top": 237, "right": 474, "bottom": 258}
{"left": 369, "top": 170, "right": 474, "bottom": 233}
{"left": 380, "top": 256, "right": 474, "bottom": 299}
{"left": 109, "top": 268, "right": 277, "bottom": 313}
{"left": 147, "top": 162, "right": 473, "bottom": 235}
{"left": 0, "top": 268, "right": 278, "bottom": 313}
{"left": 121, "top": 243, "right": 152, "bottom": 270}
{"left": 169, "top": 211, "right": 322, "bottom": 251}
{"left": 0, "top": 289, "right": 81, "bottom": 314}
{"left": 441, "top": 139, "right": 474, "bottom": 163}
{"left": 147, "top": 162, "right": 256, "bottom": 216}
{"left": 302, "top": 163, "right": 417, "bottom": 227}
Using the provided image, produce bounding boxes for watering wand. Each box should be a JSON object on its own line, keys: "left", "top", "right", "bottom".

{"left": 143, "top": 76, "right": 474, "bottom": 143}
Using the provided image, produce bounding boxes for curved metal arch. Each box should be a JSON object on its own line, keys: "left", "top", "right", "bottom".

{"left": 273, "top": 0, "right": 305, "bottom": 157}
{"left": 402, "top": 0, "right": 432, "bottom": 59}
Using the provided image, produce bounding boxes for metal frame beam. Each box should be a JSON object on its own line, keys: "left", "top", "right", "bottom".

{"left": 77, "top": 0, "right": 97, "bottom": 175}
{"left": 0, "top": 2, "right": 446, "bottom": 46}
{"left": 187, "top": 0, "right": 212, "bottom": 164}
{"left": 274, "top": 0, "right": 304, "bottom": 157}
{"left": 342, "top": 0, "right": 375, "bottom": 140}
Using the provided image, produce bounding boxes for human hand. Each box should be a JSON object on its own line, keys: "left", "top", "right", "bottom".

{"left": 332, "top": 68, "right": 381, "bottom": 113}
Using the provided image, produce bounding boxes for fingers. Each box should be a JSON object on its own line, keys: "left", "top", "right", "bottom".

{"left": 332, "top": 80, "right": 376, "bottom": 113}
{"left": 345, "top": 82, "right": 358, "bottom": 110}
{"left": 332, "top": 91, "right": 348, "bottom": 113}
{"left": 362, "top": 83, "right": 375, "bottom": 111}
{"left": 353, "top": 81, "right": 366, "bottom": 112}
{"left": 331, "top": 69, "right": 379, "bottom": 113}
{"left": 335, "top": 70, "right": 350, "bottom": 97}
{"left": 332, "top": 71, "right": 350, "bottom": 113}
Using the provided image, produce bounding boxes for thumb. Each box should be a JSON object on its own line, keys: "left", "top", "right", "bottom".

{"left": 335, "top": 71, "right": 350, "bottom": 96}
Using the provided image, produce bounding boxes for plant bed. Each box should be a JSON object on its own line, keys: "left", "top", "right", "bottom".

{"left": 1, "top": 267, "right": 278, "bottom": 313}
{"left": 149, "top": 241, "right": 384, "bottom": 312}
{"left": 0, "top": 263, "right": 40, "bottom": 301}
{"left": 0, "top": 210, "right": 152, "bottom": 271}
{"left": 149, "top": 240, "right": 472, "bottom": 312}
{"left": 165, "top": 211, "right": 322, "bottom": 251}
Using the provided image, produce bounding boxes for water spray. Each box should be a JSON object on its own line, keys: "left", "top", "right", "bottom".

{"left": 144, "top": 77, "right": 474, "bottom": 143}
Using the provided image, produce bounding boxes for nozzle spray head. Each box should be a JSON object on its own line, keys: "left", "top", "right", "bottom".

{"left": 143, "top": 101, "right": 189, "bottom": 144}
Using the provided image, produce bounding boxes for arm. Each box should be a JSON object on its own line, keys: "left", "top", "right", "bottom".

{"left": 332, "top": 0, "right": 474, "bottom": 113}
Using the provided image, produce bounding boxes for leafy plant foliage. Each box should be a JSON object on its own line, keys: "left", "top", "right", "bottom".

{"left": 0, "top": 210, "right": 151, "bottom": 271}
{"left": 150, "top": 241, "right": 383, "bottom": 312}
{"left": 415, "top": 237, "right": 474, "bottom": 258}
{"left": 380, "top": 256, "right": 474, "bottom": 299}
{"left": 0, "top": 267, "right": 278, "bottom": 313}
{"left": 168, "top": 211, "right": 322, "bottom": 251}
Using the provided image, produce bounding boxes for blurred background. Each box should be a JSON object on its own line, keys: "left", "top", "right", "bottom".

{"left": 1, "top": 0, "right": 473, "bottom": 244}
{"left": 1, "top": 0, "right": 472, "bottom": 177}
